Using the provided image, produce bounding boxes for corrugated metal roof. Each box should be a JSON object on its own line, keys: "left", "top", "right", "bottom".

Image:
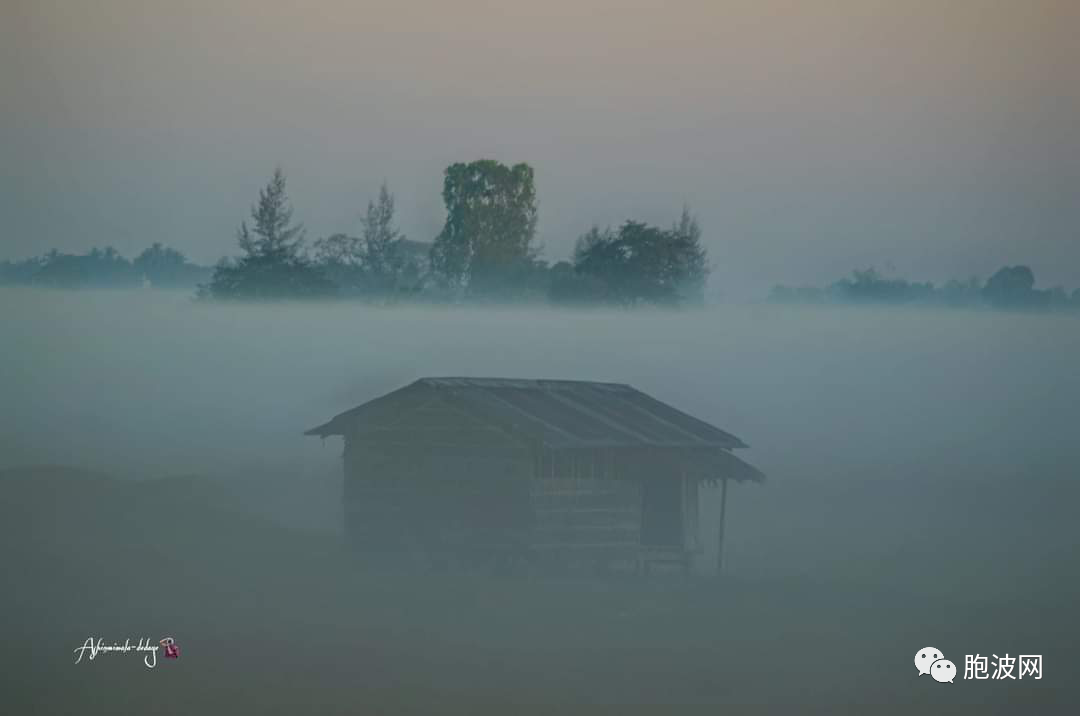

{"left": 306, "top": 377, "right": 750, "bottom": 451}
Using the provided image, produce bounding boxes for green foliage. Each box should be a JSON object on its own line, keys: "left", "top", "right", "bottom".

{"left": 202, "top": 168, "right": 334, "bottom": 300}
{"left": 564, "top": 210, "right": 709, "bottom": 306}
{"left": 33, "top": 247, "right": 136, "bottom": 288}
{"left": 0, "top": 245, "right": 210, "bottom": 289}
{"left": 238, "top": 167, "right": 307, "bottom": 263}
{"left": 430, "top": 160, "right": 538, "bottom": 297}
{"left": 0, "top": 255, "right": 46, "bottom": 283}
{"left": 833, "top": 268, "right": 936, "bottom": 303}
{"left": 310, "top": 183, "right": 422, "bottom": 299}
{"left": 133, "top": 243, "right": 186, "bottom": 273}
{"left": 200, "top": 254, "right": 336, "bottom": 300}
{"left": 547, "top": 259, "right": 608, "bottom": 304}
{"left": 132, "top": 243, "right": 209, "bottom": 287}
{"left": 311, "top": 233, "right": 364, "bottom": 269}
{"left": 670, "top": 206, "right": 709, "bottom": 304}
{"left": 362, "top": 183, "right": 404, "bottom": 281}
{"left": 311, "top": 233, "right": 365, "bottom": 293}
{"left": 939, "top": 277, "right": 985, "bottom": 307}
{"left": 983, "top": 265, "right": 1038, "bottom": 308}
{"left": 770, "top": 264, "right": 1080, "bottom": 311}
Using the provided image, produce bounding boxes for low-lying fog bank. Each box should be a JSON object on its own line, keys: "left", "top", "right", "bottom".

{"left": 2, "top": 287, "right": 1078, "bottom": 711}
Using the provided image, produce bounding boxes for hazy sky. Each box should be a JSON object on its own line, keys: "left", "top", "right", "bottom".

{"left": 3, "top": 0, "right": 1078, "bottom": 296}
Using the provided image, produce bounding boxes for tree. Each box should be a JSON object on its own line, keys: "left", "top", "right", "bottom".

{"left": 310, "top": 232, "right": 364, "bottom": 294}
{"left": 133, "top": 243, "right": 199, "bottom": 287}
{"left": 940, "top": 276, "right": 985, "bottom": 307}
{"left": 134, "top": 243, "right": 187, "bottom": 272}
{"left": 570, "top": 212, "right": 710, "bottom": 306}
{"left": 983, "top": 265, "right": 1037, "bottom": 308}
{"left": 670, "top": 206, "right": 709, "bottom": 304}
{"left": 310, "top": 182, "right": 412, "bottom": 297}
{"left": 239, "top": 167, "right": 306, "bottom": 263}
{"left": 362, "top": 182, "right": 404, "bottom": 281}
{"left": 202, "top": 168, "right": 334, "bottom": 299}
{"left": 548, "top": 257, "right": 608, "bottom": 304}
{"left": 430, "top": 160, "right": 538, "bottom": 296}
{"left": 311, "top": 233, "right": 364, "bottom": 269}
{"left": 832, "top": 268, "right": 935, "bottom": 303}
{"left": 0, "top": 255, "right": 46, "bottom": 284}
{"left": 34, "top": 246, "right": 136, "bottom": 288}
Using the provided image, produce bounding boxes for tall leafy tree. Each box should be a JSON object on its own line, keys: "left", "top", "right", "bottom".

{"left": 571, "top": 212, "right": 710, "bottom": 306}
{"left": 133, "top": 243, "right": 185, "bottom": 282}
{"left": 311, "top": 232, "right": 364, "bottom": 294}
{"left": 133, "top": 243, "right": 209, "bottom": 288}
{"left": 311, "top": 233, "right": 364, "bottom": 269}
{"left": 134, "top": 243, "right": 187, "bottom": 271}
{"left": 430, "top": 160, "right": 538, "bottom": 296}
{"left": 983, "top": 265, "right": 1037, "bottom": 308}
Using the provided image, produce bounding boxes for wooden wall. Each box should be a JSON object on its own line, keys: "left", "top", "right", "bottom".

{"left": 341, "top": 431, "right": 700, "bottom": 568}
{"left": 343, "top": 435, "right": 532, "bottom": 564}
{"left": 530, "top": 450, "right": 643, "bottom": 565}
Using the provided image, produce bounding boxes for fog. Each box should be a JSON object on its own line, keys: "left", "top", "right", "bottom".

{"left": 3, "top": 287, "right": 1079, "bottom": 711}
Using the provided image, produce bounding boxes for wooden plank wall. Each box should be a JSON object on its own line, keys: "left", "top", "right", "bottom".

{"left": 530, "top": 450, "right": 643, "bottom": 564}
{"left": 341, "top": 432, "right": 697, "bottom": 569}
{"left": 343, "top": 435, "right": 533, "bottom": 562}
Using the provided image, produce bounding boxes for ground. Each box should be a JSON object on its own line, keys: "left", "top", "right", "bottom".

{"left": 2, "top": 466, "right": 1073, "bottom": 714}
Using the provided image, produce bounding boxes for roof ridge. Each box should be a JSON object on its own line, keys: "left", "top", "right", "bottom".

{"left": 417, "top": 377, "right": 633, "bottom": 389}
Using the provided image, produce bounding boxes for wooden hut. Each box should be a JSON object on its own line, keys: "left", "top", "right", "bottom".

{"left": 306, "top": 378, "right": 763, "bottom": 573}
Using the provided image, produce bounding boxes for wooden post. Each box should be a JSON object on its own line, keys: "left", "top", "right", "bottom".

{"left": 716, "top": 477, "right": 729, "bottom": 576}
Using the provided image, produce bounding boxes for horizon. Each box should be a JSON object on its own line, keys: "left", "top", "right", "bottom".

{"left": 4, "top": 0, "right": 1079, "bottom": 299}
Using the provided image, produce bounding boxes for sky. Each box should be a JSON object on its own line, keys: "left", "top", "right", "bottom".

{"left": 2, "top": 0, "right": 1078, "bottom": 297}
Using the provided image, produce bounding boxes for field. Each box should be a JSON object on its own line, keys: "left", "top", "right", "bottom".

{"left": 2, "top": 287, "right": 1078, "bottom": 712}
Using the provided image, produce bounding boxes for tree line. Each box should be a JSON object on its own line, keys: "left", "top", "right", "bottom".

{"left": 5, "top": 159, "right": 1076, "bottom": 311}
{"left": 770, "top": 266, "right": 1080, "bottom": 311}
{"left": 0, "top": 244, "right": 210, "bottom": 290}
{"left": 197, "top": 161, "right": 709, "bottom": 305}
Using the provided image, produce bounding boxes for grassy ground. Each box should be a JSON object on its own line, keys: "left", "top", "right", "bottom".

{"left": 3, "top": 466, "right": 1074, "bottom": 714}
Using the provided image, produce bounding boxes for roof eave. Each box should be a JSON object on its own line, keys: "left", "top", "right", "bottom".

{"left": 304, "top": 421, "right": 341, "bottom": 437}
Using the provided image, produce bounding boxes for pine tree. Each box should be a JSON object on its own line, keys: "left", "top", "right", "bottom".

{"left": 238, "top": 167, "right": 306, "bottom": 263}
{"left": 362, "top": 182, "right": 403, "bottom": 279}
{"left": 201, "top": 168, "right": 334, "bottom": 299}
{"left": 671, "top": 205, "right": 709, "bottom": 304}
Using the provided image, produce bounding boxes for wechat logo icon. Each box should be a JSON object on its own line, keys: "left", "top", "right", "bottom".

{"left": 915, "top": 647, "right": 955, "bottom": 683}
